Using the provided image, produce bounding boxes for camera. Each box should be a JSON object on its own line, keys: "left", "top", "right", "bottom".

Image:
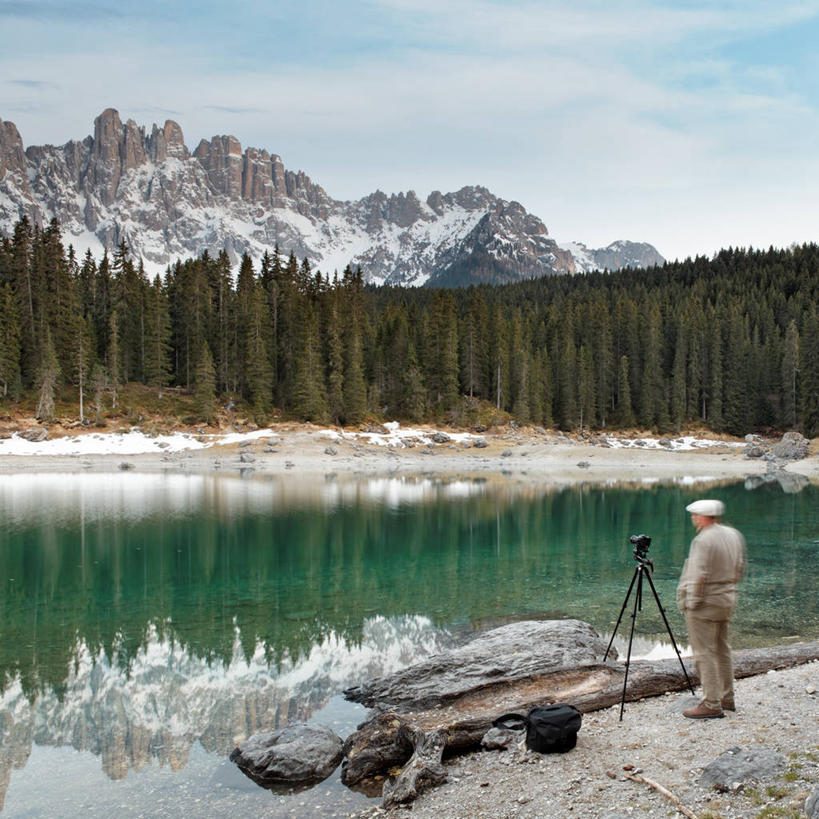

{"left": 630, "top": 533, "right": 651, "bottom": 561}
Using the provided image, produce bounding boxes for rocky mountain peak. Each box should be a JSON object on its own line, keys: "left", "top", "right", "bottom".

{"left": 0, "top": 110, "right": 665, "bottom": 285}
{"left": 0, "top": 118, "right": 27, "bottom": 187}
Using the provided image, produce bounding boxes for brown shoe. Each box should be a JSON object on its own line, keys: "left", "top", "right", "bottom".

{"left": 721, "top": 698, "right": 735, "bottom": 711}
{"left": 683, "top": 702, "right": 724, "bottom": 719}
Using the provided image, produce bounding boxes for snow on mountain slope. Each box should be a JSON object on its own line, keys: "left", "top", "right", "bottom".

{"left": 0, "top": 110, "right": 663, "bottom": 283}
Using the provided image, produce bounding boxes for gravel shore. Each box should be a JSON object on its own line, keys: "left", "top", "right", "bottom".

{"left": 1, "top": 426, "right": 817, "bottom": 488}
{"left": 350, "top": 661, "right": 819, "bottom": 819}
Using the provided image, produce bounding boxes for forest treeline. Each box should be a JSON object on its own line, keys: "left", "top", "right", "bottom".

{"left": 0, "top": 216, "right": 817, "bottom": 435}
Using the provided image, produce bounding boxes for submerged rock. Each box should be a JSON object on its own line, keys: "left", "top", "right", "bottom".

{"left": 230, "top": 723, "right": 343, "bottom": 787}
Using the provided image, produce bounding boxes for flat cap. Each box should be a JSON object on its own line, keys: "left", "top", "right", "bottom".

{"left": 685, "top": 499, "right": 725, "bottom": 517}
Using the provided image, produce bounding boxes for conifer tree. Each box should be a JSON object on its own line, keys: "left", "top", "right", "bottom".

{"left": 144, "top": 275, "right": 172, "bottom": 389}
{"left": 638, "top": 301, "right": 663, "bottom": 429}
{"left": 10, "top": 217, "right": 37, "bottom": 384}
{"left": 194, "top": 341, "right": 218, "bottom": 425}
{"left": 800, "top": 307, "right": 819, "bottom": 436}
{"left": 35, "top": 328, "right": 60, "bottom": 421}
{"left": 245, "top": 286, "right": 274, "bottom": 421}
{"left": 292, "top": 301, "right": 327, "bottom": 421}
{"left": 558, "top": 329, "right": 577, "bottom": 428}
{"left": 91, "top": 363, "right": 107, "bottom": 425}
{"left": 781, "top": 319, "right": 799, "bottom": 429}
{"left": 617, "top": 355, "right": 635, "bottom": 428}
{"left": 402, "top": 342, "right": 426, "bottom": 422}
{"left": 461, "top": 290, "right": 487, "bottom": 398}
{"left": 0, "top": 283, "right": 22, "bottom": 399}
{"left": 671, "top": 326, "right": 687, "bottom": 432}
{"left": 343, "top": 326, "right": 367, "bottom": 424}
{"left": 577, "top": 345, "right": 595, "bottom": 430}
{"left": 325, "top": 301, "right": 345, "bottom": 424}
{"left": 72, "top": 316, "right": 95, "bottom": 422}
{"left": 107, "top": 313, "right": 122, "bottom": 409}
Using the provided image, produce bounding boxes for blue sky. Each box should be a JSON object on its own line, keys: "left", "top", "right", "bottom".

{"left": 2, "top": 0, "right": 819, "bottom": 261}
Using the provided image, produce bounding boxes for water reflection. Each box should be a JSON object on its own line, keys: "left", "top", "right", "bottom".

{"left": 0, "top": 616, "right": 449, "bottom": 809}
{"left": 0, "top": 472, "right": 816, "bottom": 816}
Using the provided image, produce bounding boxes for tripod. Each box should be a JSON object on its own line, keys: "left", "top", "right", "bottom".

{"left": 603, "top": 552, "right": 694, "bottom": 721}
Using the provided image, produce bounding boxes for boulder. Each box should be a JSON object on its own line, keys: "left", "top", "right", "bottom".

{"left": 744, "top": 445, "right": 766, "bottom": 458}
{"left": 362, "top": 423, "right": 389, "bottom": 435}
{"left": 698, "top": 746, "right": 786, "bottom": 790}
{"left": 431, "top": 432, "right": 450, "bottom": 444}
{"left": 19, "top": 428, "right": 48, "bottom": 442}
{"left": 230, "top": 723, "right": 343, "bottom": 787}
{"left": 472, "top": 438, "right": 488, "bottom": 448}
{"left": 772, "top": 431, "right": 809, "bottom": 460}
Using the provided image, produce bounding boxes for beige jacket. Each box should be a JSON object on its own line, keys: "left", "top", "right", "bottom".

{"left": 677, "top": 522, "right": 746, "bottom": 618}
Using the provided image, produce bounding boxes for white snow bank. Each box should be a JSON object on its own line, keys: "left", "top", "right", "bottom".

{"left": 602, "top": 435, "right": 743, "bottom": 451}
{"left": 319, "top": 422, "right": 476, "bottom": 448}
{"left": 0, "top": 428, "right": 278, "bottom": 456}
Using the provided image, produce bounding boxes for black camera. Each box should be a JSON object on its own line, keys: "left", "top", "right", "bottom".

{"left": 630, "top": 534, "right": 651, "bottom": 561}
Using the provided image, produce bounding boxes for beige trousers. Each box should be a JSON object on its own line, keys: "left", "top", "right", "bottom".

{"left": 685, "top": 609, "right": 735, "bottom": 710}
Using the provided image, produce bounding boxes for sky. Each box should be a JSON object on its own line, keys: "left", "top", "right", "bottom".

{"left": 2, "top": 0, "right": 819, "bottom": 262}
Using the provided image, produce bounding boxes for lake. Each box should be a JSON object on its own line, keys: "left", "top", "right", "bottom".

{"left": 0, "top": 472, "right": 816, "bottom": 817}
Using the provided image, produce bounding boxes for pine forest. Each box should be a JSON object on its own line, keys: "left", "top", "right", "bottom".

{"left": 0, "top": 217, "right": 817, "bottom": 437}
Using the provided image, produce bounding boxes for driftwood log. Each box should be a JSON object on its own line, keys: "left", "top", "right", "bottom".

{"left": 342, "top": 623, "right": 819, "bottom": 803}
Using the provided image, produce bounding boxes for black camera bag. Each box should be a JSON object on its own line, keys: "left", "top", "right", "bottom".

{"left": 492, "top": 704, "right": 582, "bottom": 753}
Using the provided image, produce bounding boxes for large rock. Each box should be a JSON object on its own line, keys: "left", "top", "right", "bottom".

{"left": 229, "top": 723, "right": 343, "bottom": 787}
{"left": 772, "top": 431, "right": 810, "bottom": 460}
{"left": 344, "top": 619, "right": 610, "bottom": 712}
{"left": 697, "top": 746, "right": 786, "bottom": 790}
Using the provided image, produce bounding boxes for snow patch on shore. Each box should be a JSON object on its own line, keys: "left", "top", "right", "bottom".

{"left": 0, "top": 428, "right": 278, "bottom": 456}
{"left": 319, "top": 422, "right": 476, "bottom": 447}
{"left": 603, "top": 435, "right": 743, "bottom": 451}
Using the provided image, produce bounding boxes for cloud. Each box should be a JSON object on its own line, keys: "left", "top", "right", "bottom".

{"left": 6, "top": 78, "right": 58, "bottom": 90}
{"left": 0, "top": 1, "right": 123, "bottom": 21}
{"left": 202, "top": 105, "right": 265, "bottom": 115}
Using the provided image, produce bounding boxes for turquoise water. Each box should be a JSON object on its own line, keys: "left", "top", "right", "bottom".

{"left": 0, "top": 473, "right": 816, "bottom": 816}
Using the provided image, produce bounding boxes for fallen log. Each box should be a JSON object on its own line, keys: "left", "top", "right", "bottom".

{"left": 342, "top": 631, "right": 819, "bottom": 794}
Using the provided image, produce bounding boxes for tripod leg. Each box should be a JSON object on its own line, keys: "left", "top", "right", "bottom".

{"left": 642, "top": 570, "right": 696, "bottom": 695}
{"left": 619, "top": 567, "right": 643, "bottom": 721}
{"left": 603, "top": 567, "right": 640, "bottom": 661}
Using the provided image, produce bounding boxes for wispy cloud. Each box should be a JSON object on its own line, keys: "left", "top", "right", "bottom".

{"left": 202, "top": 105, "right": 265, "bottom": 115}
{"left": 0, "top": 1, "right": 123, "bottom": 20}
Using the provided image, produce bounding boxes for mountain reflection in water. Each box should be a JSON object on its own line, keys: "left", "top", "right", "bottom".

{"left": 0, "top": 616, "right": 449, "bottom": 808}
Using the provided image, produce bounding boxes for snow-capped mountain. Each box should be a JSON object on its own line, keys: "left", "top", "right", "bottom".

{"left": 0, "top": 110, "right": 664, "bottom": 284}
{"left": 558, "top": 240, "right": 665, "bottom": 273}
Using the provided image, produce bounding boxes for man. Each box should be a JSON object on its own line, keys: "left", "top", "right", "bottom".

{"left": 677, "top": 499, "right": 746, "bottom": 719}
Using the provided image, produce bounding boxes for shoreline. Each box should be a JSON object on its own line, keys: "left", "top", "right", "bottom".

{"left": 1, "top": 425, "right": 817, "bottom": 486}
